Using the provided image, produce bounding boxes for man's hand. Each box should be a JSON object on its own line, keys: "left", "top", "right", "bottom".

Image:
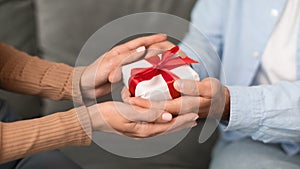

{"left": 123, "top": 78, "right": 230, "bottom": 120}
{"left": 80, "top": 34, "right": 168, "bottom": 99}
{"left": 88, "top": 102, "right": 199, "bottom": 138}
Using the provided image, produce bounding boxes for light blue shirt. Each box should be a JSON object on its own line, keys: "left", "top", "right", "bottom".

{"left": 180, "top": 0, "right": 300, "bottom": 155}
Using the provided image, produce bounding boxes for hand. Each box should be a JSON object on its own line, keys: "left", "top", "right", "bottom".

{"left": 123, "top": 78, "right": 230, "bottom": 120}
{"left": 80, "top": 34, "right": 168, "bottom": 99}
{"left": 87, "top": 102, "right": 199, "bottom": 138}
{"left": 143, "top": 41, "right": 188, "bottom": 58}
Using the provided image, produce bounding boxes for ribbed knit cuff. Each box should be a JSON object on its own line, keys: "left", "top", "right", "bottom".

{"left": 39, "top": 61, "right": 74, "bottom": 100}
{"left": 0, "top": 42, "right": 74, "bottom": 100}
{"left": 72, "top": 67, "right": 86, "bottom": 105}
{"left": 71, "top": 67, "right": 93, "bottom": 136}
{"left": 0, "top": 109, "right": 91, "bottom": 163}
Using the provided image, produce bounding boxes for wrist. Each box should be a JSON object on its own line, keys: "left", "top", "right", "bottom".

{"left": 87, "top": 102, "right": 108, "bottom": 131}
{"left": 222, "top": 87, "right": 230, "bottom": 120}
{"left": 87, "top": 104, "right": 100, "bottom": 131}
{"left": 72, "top": 67, "right": 86, "bottom": 103}
{"left": 70, "top": 105, "right": 93, "bottom": 140}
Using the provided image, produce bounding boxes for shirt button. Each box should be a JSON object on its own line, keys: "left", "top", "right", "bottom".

{"left": 271, "top": 9, "right": 279, "bottom": 17}
{"left": 253, "top": 51, "right": 260, "bottom": 59}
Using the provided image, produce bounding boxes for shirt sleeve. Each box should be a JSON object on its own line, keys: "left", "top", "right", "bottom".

{"left": 226, "top": 81, "right": 300, "bottom": 144}
{"left": 179, "top": 0, "right": 228, "bottom": 79}
{"left": 0, "top": 42, "right": 74, "bottom": 100}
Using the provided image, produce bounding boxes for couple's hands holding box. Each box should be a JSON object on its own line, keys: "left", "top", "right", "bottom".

{"left": 122, "top": 46, "right": 199, "bottom": 101}
{"left": 122, "top": 41, "right": 231, "bottom": 123}
{"left": 79, "top": 34, "right": 199, "bottom": 138}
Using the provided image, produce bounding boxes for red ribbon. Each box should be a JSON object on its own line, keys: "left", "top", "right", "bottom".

{"left": 129, "top": 46, "right": 198, "bottom": 99}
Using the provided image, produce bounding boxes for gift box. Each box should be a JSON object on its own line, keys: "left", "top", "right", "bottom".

{"left": 122, "top": 46, "right": 200, "bottom": 101}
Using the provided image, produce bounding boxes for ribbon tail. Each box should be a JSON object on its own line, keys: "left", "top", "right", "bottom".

{"left": 162, "top": 46, "right": 180, "bottom": 60}
{"left": 181, "top": 56, "right": 198, "bottom": 64}
{"left": 160, "top": 70, "right": 181, "bottom": 99}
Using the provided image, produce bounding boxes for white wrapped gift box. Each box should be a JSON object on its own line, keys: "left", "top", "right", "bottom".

{"left": 122, "top": 54, "right": 200, "bottom": 101}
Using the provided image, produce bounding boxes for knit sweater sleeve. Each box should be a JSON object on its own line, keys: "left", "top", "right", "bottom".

{"left": 0, "top": 42, "right": 74, "bottom": 100}
{"left": 0, "top": 107, "right": 92, "bottom": 163}
{"left": 0, "top": 42, "right": 92, "bottom": 163}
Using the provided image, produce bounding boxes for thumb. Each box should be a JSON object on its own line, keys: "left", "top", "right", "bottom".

{"left": 108, "top": 46, "right": 146, "bottom": 83}
{"left": 173, "top": 79, "right": 201, "bottom": 96}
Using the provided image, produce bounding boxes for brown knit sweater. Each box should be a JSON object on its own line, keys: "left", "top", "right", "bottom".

{"left": 0, "top": 42, "right": 92, "bottom": 163}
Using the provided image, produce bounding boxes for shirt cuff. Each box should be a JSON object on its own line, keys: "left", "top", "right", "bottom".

{"left": 225, "top": 86, "right": 264, "bottom": 133}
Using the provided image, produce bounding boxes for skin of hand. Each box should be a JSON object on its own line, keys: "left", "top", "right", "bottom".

{"left": 80, "top": 34, "right": 168, "bottom": 99}
{"left": 122, "top": 78, "right": 230, "bottom": 121}
{"left": 121, "top": 42, "right": 230, "bottom": 120}
{"left": 88, "top": 101, "right": 199, "bottom": 138}
{"left": 143, "top": 41, "right": 187, "bottom": 58}
{"left": 79, "top": 34, "right": 199, "bottom": 138}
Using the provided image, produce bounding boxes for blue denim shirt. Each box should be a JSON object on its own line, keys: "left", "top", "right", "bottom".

{"left": 180, "top": 0, "right": 300, "bottom": 155}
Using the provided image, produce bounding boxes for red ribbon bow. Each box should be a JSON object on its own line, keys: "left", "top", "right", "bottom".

{"left": 129, "top": 46, "right": 198, "bottom": 99}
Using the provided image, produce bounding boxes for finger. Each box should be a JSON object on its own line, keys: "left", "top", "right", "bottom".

{"left": 110, "top": 34, "right": 167, "bottom": 55}
{"left": 115, "top": 102, "right": 171, "bottom": 123}
{"left": 124, "top": 34, "right": 167, "bottom": 50}
{"left": 173, "top": 79, "right": 201, "bottom": 96}
{"left": 129, "top": 113, "right": 198, "bottom": 138}
{"left": 94, "top": 83, "right": 112, "bottom": 97}
{"left": 128, "top": 97, "right": 166, "bottom": 110}
{"left": 144, "top": 49, "right": 163, "bottom": 59}
{"left": 107, "top": 46, "right": 146, "bottom": 83}
{"left": 131, "top": 107, "right": 171, "bottom": 123}
{"left": 145, "top": 41, "right": 175, "bottom": 58}
{"left": 155, "top": 112, "right": 173, "bottom": 123}
{"left": 148, "top": 41, "right": 175, "bottom": 50}
{"left": 164, "top": 97, "right": 212, "bottom": 115}
{"left": 128, "top": 97, "right": 180, "bottom": 115}
{"left": 121, "top": 87, "right": 131, "bottom": 103}
{"left": 108, "top": 67, "right": 122, "bottom": 83}
{"left": 128, "top": 97, "right": 183, "bottom": 114}
{"left": 159, "top": 113, "right": 198, "bottom": 134}
{"left": 145, "top": 41, "right": 188, "bottom": 59}
{"left": 119, "top": 46, "right": 146, "bottom": 65}
{"left": 128, "top": 110, "right": 173, "bottom": 123}
{"left": 130, "top": 96, "right": 211, "bottom": 115}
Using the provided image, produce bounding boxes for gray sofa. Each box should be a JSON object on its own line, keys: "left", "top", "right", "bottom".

{"left": 0, "top": 0, "right": 218, "bottom": 168}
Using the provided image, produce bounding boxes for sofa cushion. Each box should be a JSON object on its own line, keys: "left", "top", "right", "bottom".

{"left": 35, "top": 0, "right": 198, "bottom": 114}
{"left": 35, "top": 1, "right": 218, "bottom": 169}
{"left": 0, "top": 0, "right": 41, "bottom": 119}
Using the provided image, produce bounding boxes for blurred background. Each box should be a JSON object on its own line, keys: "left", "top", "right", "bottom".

{"left": 0, "top": 0, "right": 218, "bottom": 168}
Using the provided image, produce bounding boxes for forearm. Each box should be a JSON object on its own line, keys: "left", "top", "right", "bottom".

{"left": 225, "top": 81, "right": 300, "bottom": 143}
{"left": 0, "top": 42, "right": 77, "bottom": 100}
{"left": 0, "top": 107, "right": 91, "bottom": 163}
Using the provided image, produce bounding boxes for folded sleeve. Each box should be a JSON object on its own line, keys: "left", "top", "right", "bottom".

{"left": 226, "top": 81, "right": 300, "bottom": 144}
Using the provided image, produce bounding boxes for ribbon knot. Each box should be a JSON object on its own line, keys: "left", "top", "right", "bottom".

{"left": 129, "top": 46, "right": 198, "bottom": 99}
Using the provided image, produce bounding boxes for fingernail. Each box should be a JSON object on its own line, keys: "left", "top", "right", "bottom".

{"left": 174, "top": 80, "right": 182, "bottom": 89}
{"left": 136, "top": 46, "right": 146, "bottom": 53}
{"left": 162, "top": 113, "right": 172, "bottom": 121}
{"left": 193, "top": 115, "right": 199, "bottom": 121}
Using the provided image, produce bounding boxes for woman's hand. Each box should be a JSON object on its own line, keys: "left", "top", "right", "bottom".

{"left": 143, "top": 40, "right": 187, "bottom": 58}
{"left": 80, "top": 34, "right": 168, "bottom": 99}
{"left": 88, "top": 102, "right": 199, "bottom": 138}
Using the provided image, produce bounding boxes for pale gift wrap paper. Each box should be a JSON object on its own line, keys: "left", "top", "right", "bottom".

{"left": 122, "top": 55, "right": 200, "bottom": 101}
